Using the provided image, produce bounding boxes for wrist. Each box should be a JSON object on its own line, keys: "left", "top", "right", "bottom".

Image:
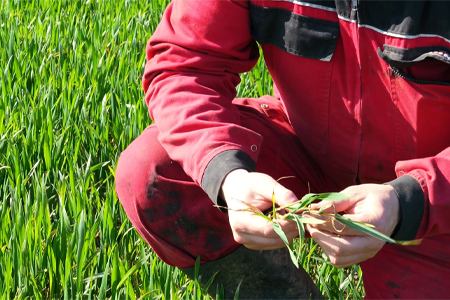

{"left": 385, "top": 184, "right": 401, "bottom": 237}
{"left": 220, "top": 169, "right": 249, "bottom": 203}
{"left": 202, "top": 150, "right": 256, "bottom": 207}
{"left": 386, "top": 175, "right": 424, "bottom": 240}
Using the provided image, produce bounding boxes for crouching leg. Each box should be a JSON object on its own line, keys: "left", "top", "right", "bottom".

{"left": 115, "top": 97, "right": 335, "bottom": 299}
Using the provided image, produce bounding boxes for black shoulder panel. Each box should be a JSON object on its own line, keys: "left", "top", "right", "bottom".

{"left": 249, "top": 2, "right": 340, "bottom": 61}
{"left": 358, "top": 1, "right": 450, "bottom": 40}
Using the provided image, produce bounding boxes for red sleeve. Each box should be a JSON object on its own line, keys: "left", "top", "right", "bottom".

{"left": 391, "top": 147, "right": 450, "bottom": 240}
{"left": 142, "top": 0, "right": 262, "bottom": 187}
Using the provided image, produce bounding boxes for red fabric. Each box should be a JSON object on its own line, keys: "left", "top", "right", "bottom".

{"left": 116, "top": 97, "right": 337, "bottom": 269}
{"left": 118, "top": 0, "right": 450, "bottom": 298}
{"left": 143, "top": 0, "right": 261, "bottom": 187}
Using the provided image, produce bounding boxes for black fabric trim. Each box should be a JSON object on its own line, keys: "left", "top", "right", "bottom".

{"left": 387, "top": 175, "right": 425, "bottom": 241}
{"left": 201, "top": 150, "right": 256, "bottom": 208}
{"left": 335, "top": 0, "right": 351, "bottom": 20}
{"left": 302, "top": 0, "right": 336, "bottom": 11}
{"left": 250, "top": 1, "right": 450, "bottom": 41}
{"left": 249, "top": 2, "right": 339, "bottom": 61}
{"left": 358, "top": 1, "right": 450, "bottom": 41}
{"left": 378, "top": 45, "right": 450, "bottom": 69}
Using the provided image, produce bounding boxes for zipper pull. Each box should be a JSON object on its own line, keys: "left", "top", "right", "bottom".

{"left": 351, "top": 0, "right": 358, "bottom": 20}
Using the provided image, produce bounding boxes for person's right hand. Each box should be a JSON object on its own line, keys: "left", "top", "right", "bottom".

{"left": 220, "top": 169, "right": 299, "bottom": 250}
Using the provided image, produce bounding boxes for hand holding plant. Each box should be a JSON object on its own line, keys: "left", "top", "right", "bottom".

{"left": 307, "top": 184, "right": 417, "bottom": 268}
{"left": 220, "top": 172, "right": 421, "bottom": 269}
{"left": 220, "top": 169, "right": 300, "bottom": 250}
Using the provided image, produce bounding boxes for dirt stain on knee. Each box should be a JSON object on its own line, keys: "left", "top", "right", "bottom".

{"left": 387, "top": 281, "right": 404, "bottom": 289}
{"left": 146, "top": 172, "right": 158, "bottom": 200}
{"left": 143, "top": 208, "right": 156, "bottom": 222}
{"left": 145, "top": 172, "right": 181, "bottom": 217}
{"left": 205, "top": 231, "right": 224, "bottom": 253}
{"left": 175, "top": 217, "right": 198, "bottom": 237}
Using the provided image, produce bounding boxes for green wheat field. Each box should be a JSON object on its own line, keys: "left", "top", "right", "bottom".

{"left": 0, "top": 0, "right": 364, "bottom": 299}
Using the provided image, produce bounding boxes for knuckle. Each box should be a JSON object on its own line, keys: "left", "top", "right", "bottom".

{"left": 278, "top": 189, "right": 295, "bottom": 203}
{"left": 232, "top": 233, "right": 245, "bottom": 245}
{"left": 328, "top": 244, "right": 341, "bottom": 255}
{"left": 367, "top": 251, "right": 377, "bottom": 259}
{"left": 329, "top": 255, "right": 339, "bottom": 266}
{"left": 366, "top": 240, "right": 384, "bottom": 252}
{"left": 263, "top": 226, "right": 273, "bottom": 237}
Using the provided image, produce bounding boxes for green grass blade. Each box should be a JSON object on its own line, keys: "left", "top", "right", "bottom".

{"left": 116, "top": 252, "right": 151, "bottom": 291}
{"left": 98, "top": 261, "right": 110, "bottom": 300}
{"left": 271, "top": 220, "right": 298, "bottom": 268}
{"left": 316, "top": 193, "right": 349, "bottom": 201}
{"left": 285, "top": 214, "right": 305, "bottom": 262}
{"left": 76, "top": 210, "right": 86, "bottom": 296}
{"left": 334, "top": 215, "right": 396, "bottom": 243}
{"left": 233, "top": 279, "right": 242, "bottom": 300}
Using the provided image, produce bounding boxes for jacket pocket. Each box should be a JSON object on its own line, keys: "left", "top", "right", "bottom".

{"left": 249, "top": 2, "right": 339, "bottom": 62}
{"left": 379, "top": 44, "right": 450, "bottom": 160}
{"left": 250, "top": 2, "right": 339, "bottom": 155}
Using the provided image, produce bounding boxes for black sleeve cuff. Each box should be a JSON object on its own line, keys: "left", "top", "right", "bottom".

{"left": 387, "top": 175, "right": 424, "bottom": 241}
{"left": 201, "top": 150, "right": 256, "bottom": 208}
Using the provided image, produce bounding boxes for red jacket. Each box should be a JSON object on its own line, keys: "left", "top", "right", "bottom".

{"left": 143, "top": 0, "right": 450, "bottom": 298}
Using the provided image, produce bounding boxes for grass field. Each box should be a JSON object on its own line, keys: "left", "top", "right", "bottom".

{"left": 0, "top": 0, "right": 364, "bottom": 299}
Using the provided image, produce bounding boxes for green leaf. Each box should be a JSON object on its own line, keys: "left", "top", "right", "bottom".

{"left": 286, "top": 214, "right": 327, "bottom": 225}
{"left": 287, "top": 193, "right": 349, "bottom": 214}
{"left": 289, "top": 194, "right": 319, "bottom": 212}
{"left": 334, "top": 215, "right": 397, "bottom": 243}
{"left": 318, "top": 204, "right": 333, "bottom": 214}
{"left": 43, "top": 134, "right": 51, "bottom": 171}
{"left": 234, "top": 279, "right": 243, "bottom": 300}
{"left": 335, "top": 215, "right": 421, "bottom": 245}
{"left": 316, "top": 193, "right": 349, "bottom": 201}
{"left": 98, "top": 261, "right": 110, "bottom": 300}
{"left": 271, "top": 220, "right": 299, "bottom": 268}
{"left": 285, "top": 214, "right": 305, "bottom": 262}
{"left": 253, "top": 211, "right": 272, "bottom": 221}
{"left": 202, "top": 272, "right": 219, "bottom": 295}
{"left": 76, "top": 210, "right": 86, "bottom": 293}
{"left": 299, "top": 193, "right": 319, "bottom": 204}
{"left": 116, "top": 252, "right": 151, "bottom": 290}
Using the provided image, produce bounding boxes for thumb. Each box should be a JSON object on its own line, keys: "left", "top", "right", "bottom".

{"left": 310, "top": 197, "right": 355, "bottom": 214}
{"left": 270, "top": 179, "right": 299, "bottom": 207}
{"left": 242, "top": 173, "right": 298, "bottom": 206}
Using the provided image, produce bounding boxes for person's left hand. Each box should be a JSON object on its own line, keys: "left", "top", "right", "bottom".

{"left": 306, "top": 184, "right": 400, "bottom": 268}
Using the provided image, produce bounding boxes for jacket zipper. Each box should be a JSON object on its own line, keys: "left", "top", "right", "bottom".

{"left": 352, "top": 0, "right": 362, "bottom": 187}
{"left": 390, "top": 66, "right": 450, "bottom": 86}
{"left": 351, "top": 0, "right": 358, "bottom": 20}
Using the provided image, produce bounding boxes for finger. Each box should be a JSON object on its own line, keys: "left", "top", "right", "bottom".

{"left": 226, "top": 194, "right": 272, "bottom": 214}
{"left": 242, "top": 173, "right": 282, "bottom": 202}
{"left": 271, "top": 181, "right": 299, "bottom": 207}
{"left": 229, "top": 211, "right": 298, "bottom": 240}
{"left": 307, "top": 225, "right": 384, "bottom": 258}
{"left": 222, "top": 172, "right": 277, "bottom": 211}
{"left": 233, "top": 223, "right": 299, "bottom": 250}
{"left": 310, "top": 184, "right": 368, "bottom": 213}
{"left": 327, "top": 252, "right": 378, "bottom": 269}
{"left": 310, "top": 217, "right": 368, "bottom": 236}
{"left": 310, "top": 197, "right": 355, "bottom": 213}
{"left": 312, "top": 207, "right": 383, "bottom": 237}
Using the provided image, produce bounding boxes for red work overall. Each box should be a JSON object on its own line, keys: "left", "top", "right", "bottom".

{"left": 116, "top": 1, "right": 450, "bottom": 298}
